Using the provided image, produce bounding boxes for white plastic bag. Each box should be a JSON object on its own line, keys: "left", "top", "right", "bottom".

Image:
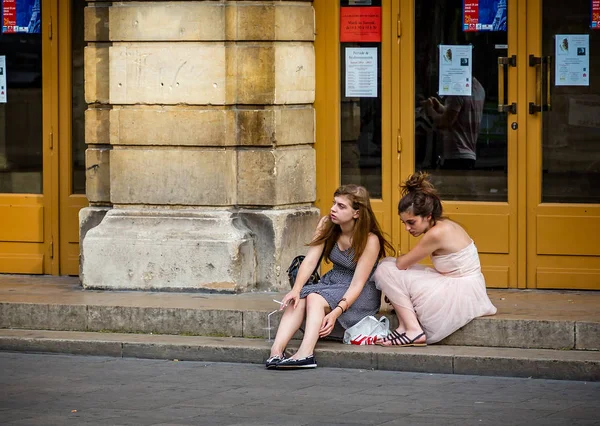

{"left": 343, "top": 315, "right": 389, "bottom": 345}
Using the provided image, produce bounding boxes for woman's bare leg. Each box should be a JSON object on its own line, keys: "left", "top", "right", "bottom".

{"left": 293, "top": 293, "right": 329, "bottom": 359}
{"left": 269, "top": 299, "right": 307, "bottom": 357}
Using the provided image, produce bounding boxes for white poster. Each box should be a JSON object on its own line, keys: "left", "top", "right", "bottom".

{"left": 555, "top": 34, "right": 589, "bottom": 86}
{"left": 438, "top": 45, "right": 473, "bottom": 96}
{"left": 0, "top": 56, "right": 6, "bottom": 103}
{"left": 345, "top": 48, "right": 378, "bottom": 98}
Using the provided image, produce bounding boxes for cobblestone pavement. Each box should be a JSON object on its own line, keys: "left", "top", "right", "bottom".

{"left": 0, "top": 353, "right": 598, "bottom": 426}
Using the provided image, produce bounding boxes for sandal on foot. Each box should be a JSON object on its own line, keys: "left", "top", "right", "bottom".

{"left": 379, "top": 330, "right": 427, "bottom": 347}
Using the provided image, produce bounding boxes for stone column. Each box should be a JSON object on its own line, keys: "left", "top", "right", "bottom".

{"left": 80, "top": 0, "right": 319, "bottom": 292}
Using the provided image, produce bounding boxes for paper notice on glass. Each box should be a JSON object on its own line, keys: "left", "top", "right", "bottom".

{"left": 438, "top": 45, "right": 473, "bottom": 96}
{"left": 555, "top": 34, "right": 589, "bottom": 86}
{"left": 0, "top": 56, "right": 6, "bottom": 103}
{"left": 345, "top": 48, "right": 378, "bottom": 98}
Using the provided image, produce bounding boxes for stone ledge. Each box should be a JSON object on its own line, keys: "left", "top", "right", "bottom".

{"left": 1, "top": 301, "right": 597, "bottom": 351}
{"left": 0, "top": 330, "right": 598, "bottom": 381}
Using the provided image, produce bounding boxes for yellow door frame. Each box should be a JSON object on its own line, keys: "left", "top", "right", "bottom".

{"left": 316, "top": 0, "right": 522, "bottom": 288}
{"left": 58, "top": 0, "right": 88, "bottom": 275}
{"left": 315, "top": 0, "right": 395, "bottom": 247}
{"left": 525, "top": 0, "right": 600, "bottom": 289}
{"left": 47, "top": 0, "right": 60, "bottom": 275}
{"left": 0, "top": 0, "right": 84, "bottom": 276}
{"left": 0, "top": 0, "right": 58, "bottom": 274}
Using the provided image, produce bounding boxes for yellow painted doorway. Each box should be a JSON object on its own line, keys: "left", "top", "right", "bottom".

{"left": 315, "top": 0, "right": 600, "bottom": 290}
{"left": 0, "top": 0, "right": 87, "bottom": 276}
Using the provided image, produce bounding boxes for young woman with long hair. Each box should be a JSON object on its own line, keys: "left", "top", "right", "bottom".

{"left": 374, "top": 172, "right": 497, "bottom": 347}
{"left": 266, "top": 184, "right": 394, "bottom": 369}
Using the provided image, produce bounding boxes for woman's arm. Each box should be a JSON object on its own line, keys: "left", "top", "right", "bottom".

{"left": 395, "top": 226, "right": 442, "bottom": 270}
{"left": 281, "top": 217, "right": 327, "bottom": 309}
{"left": 319, "top": 234, "right": 380, "bottom": 337}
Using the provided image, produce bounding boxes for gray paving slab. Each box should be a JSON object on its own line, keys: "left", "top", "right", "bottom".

{"left": 1, "top": 353, "right": 599, "bottom": 426}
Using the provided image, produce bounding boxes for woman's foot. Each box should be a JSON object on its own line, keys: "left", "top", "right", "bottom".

{"left": 265, "top": 353, "right": 286, "bottom": 369}
{"left": 378, "top": 329, "right": 426, "bottom": 347}
{"left": 275, "top": 354, "right": 317, "bottom": 369}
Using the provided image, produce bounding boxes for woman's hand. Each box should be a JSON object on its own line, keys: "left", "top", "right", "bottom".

{"left": 319, "top": 307, "right": 341, "bottom": 338}
{"left": 280, "top": 289, "right": 301, "bottom": 310}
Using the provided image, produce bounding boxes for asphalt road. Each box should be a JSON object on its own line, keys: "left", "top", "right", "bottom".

{"left": 0, "top": 352, "right": 598, "bottom": 426}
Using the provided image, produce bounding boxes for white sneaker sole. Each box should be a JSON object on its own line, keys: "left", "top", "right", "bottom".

{"left": 275, "top": 363, "right": 317, "bottom": 369}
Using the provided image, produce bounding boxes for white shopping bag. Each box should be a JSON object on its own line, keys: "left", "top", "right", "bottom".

{"left": 343, "top": 315, "right": 389, "bottom": 345}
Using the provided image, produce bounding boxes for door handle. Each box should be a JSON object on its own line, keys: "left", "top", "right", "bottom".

{"left": 497, "top": 55, "right": 517, "bottom": 114}
{"left": 529, "top": 55, "right": 552, "bottom": 114}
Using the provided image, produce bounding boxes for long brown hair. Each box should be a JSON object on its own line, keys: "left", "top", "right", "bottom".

{"left": 398, "top": 172, "right": 443, "bottom": 224}
{"left": 310, "top": 184, "right": 394, "bottom": 262}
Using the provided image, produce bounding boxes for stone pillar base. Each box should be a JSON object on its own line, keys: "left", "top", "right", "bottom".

{"left": 81, "top": 209, "right": 255, "bottom": 292}
{"left": 239, "top": 207, "right": 320, "bottom": 291}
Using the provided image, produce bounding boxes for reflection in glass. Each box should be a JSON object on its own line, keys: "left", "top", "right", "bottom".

{"left": 541, "top": 0, "right": 600, "bottom": 203}
{"left": 72, "top": 0, "right": 86, "bottom": 194}
{"left": 415, "top": 0, "right": 508, "bottom": 202}
{"left": 339, "top": 0, "right": 382, "bottom": 199}
{"left": 0, "top": 21, "right": 43, "bottom": 194}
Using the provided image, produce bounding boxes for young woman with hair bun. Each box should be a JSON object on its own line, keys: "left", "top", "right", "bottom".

{"left": 374, "top": 172, "right": 497, "bottom": 347}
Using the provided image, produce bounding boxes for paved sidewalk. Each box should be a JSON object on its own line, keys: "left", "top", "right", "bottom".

{"left": 1, "top": 353, "right": 599, "bottom": 426}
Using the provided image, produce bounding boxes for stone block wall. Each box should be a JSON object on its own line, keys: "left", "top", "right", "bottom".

{"left": 81, "top": 0, "right": 319, "bottom": 292}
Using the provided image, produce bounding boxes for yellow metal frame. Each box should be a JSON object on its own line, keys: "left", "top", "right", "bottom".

{"left": 0, "top": 0, "right": 86, "bottom": 275}
{"left": 525, "top": 0, "right": 600, "bottom": 289}
{"left": 315, "top": 0, "right": 394, "bottom": 245}
{"left": 315, "top": 0, "right": 593, "bottom": 289}
{"left": 58, "top": 0, "right": 88, "bottom": 275}
{"left": 47, "top": 0, "right": 60, "bottom": 275}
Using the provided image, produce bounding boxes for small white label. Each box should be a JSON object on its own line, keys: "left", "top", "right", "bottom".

{"left": 495, "top": 44, "right": 508, "bottom": 49}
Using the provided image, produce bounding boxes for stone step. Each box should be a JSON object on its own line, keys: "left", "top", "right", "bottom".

{"left": 0, "top": 329, "right": 598, "bottom": 382}
{"left": 1, "top": 298, "right": 598, "bottom": 351}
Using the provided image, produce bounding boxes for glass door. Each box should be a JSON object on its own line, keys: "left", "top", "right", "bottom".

{"left": 402, "top": 0, "right": 518, "bottom": 287}
{"left": 526, "top": 0, "right": 600, "bottom": 289}
{"left": 0, "top": 0, "right": 54, "bottom": 274}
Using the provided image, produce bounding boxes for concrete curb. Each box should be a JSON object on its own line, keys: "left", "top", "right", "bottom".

{"left": 1, "top": 302, "right": 598, "bottom": 350}
{"left": 0, "top": 329, "right": 598, "bottom": 381}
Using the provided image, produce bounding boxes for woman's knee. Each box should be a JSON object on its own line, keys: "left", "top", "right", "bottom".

{"left": 306, "top": 293, "right": 328, "bottom": 310}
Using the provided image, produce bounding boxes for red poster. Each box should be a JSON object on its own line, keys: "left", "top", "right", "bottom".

{"left": 592, "top": 0, "right": 600, "bottom": 30}
{"left": 463, "top": 0, "right": 479, "bottom": 32}
{"left": 2, "top": 0, "right": 17, "bottom": 33}
{"left": 340, "top": 7, "right": 381, "bottom": 42}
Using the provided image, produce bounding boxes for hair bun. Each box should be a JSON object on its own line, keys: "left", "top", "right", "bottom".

{"left": 401, "top": 172, "right": 436, "bottom": 196}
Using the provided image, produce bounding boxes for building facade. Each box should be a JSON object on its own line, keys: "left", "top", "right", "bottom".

{"left": 0, "top": 0, "right": 599, "bottom": 291}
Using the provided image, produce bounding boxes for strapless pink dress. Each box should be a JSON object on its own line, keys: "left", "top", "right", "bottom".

{"left": 374, "top": 241, "right": 497, "bottom": 344}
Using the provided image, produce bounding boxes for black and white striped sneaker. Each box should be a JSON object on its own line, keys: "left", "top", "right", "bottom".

{"left": 265, "top": 354, "right": 285, "bottom": 369}
{"left": 274, "top": 355, "right": 317, "bottom": 369}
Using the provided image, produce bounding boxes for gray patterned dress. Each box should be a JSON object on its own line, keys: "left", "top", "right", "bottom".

{"left": 299, "top": 243, "right": 381, "bottom": 329}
